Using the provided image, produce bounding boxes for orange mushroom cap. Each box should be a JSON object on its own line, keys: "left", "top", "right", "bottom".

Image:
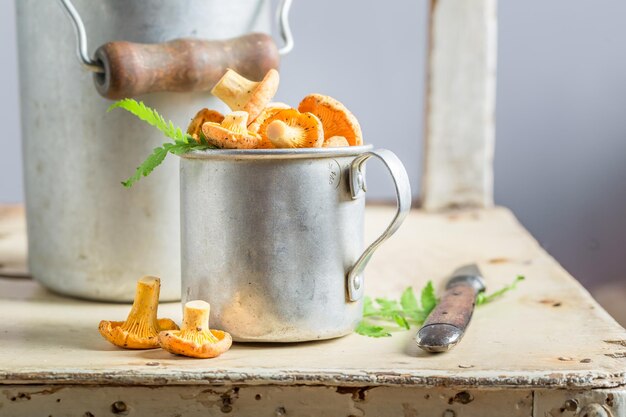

{"left": 187, "top": 108, "right": 224, "bottom": 143}
{"left": 298, "top": 94, "right": 363, "bottom": 146}
{"left": 201, "top": 111, "right": 262, "bottom": 149}
{"left": 256, "top": 108, "right": 324, "bottom": 149}
{"left": 211, "top": 69, "right": 279, "bottom": 123}
{"left": 158, "top": 300, "right": 232, "bottom": 359}
{"left": 98, "top": 276, "right": 179, "bottom": 349}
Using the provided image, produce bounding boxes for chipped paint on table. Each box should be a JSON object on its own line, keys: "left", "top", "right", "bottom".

{"left": 1, "top": 206, "right": 625, "bottom": 415}
{"left": 0, "top": 385, "right": 536, "bottom": 417}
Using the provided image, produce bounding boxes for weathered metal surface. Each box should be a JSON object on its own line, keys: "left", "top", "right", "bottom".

{"left": 16, "top": 0, "right": 270, "bottom": 302}
{"left": 0, "top": 385, "right": 535, "bottom": 417}
{"left": 180, "top": 147, "right": 411, "bottom": 342}
{"left": 422, "top": 0, "right": 497, "bottom": 211}
{"left": 0, "top": 206, "right": 625, "bottom": 390}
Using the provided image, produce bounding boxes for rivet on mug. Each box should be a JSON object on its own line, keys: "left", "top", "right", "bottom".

{"left": 357, "top": 172, "right": 366, "bottom": 191}
{"left": 353, "top": 275, "right": 363, "bottom": 290}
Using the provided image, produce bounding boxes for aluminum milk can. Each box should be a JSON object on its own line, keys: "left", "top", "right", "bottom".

{"left": 16, "top": 0, "right": 272, "bottom": 301}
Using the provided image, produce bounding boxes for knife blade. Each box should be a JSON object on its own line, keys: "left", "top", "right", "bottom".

{"left": 415, "top": 264, "right": 486, "bottom": 353}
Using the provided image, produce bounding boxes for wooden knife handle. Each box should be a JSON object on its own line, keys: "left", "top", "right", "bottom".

{"left": 422, "top": 284, "right": 476, "bottom": 329}
{"left": 93, "top": 33, "right": 279, "bottom": 100}
{"left": 415, "top": 283, "right": 477, "bottom": 352}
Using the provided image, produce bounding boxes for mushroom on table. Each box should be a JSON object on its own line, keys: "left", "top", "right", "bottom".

{"left": 98, "top": 276, "right": 178, "bottom": 349}
{"left": 158, "top": 300, "right": 232, "bottom": 359}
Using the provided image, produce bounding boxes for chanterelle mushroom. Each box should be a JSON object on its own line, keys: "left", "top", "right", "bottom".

{"left": 211, "top": 68, "right": 279, "bottom": 123}
{"left": 260, "top": 109, "right": 324, "bottom": 149}
{"left": 202, "top": 111, "right": 262, "bottom": 149}
{"left": 98, "top": 276, "right": 178, "bottom": 349}
{"left": 187, "top": 108, "right": 224, "bottom": 143}
{"left": 248, "top": 103, "right": 291, "bottom": 149}
{"left": 298, "top": 94, "right": 363, "bottom": 146}
{"left": 158, "top": 300, "right": 233, "bottom": 359}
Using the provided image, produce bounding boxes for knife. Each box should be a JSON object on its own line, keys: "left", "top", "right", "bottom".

{"left": 415, "top": 264, "right": 486, "bottom": 353}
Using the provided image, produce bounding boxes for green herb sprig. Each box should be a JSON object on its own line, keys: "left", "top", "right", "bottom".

{"left": 356, "top": 275, "right": 524, "bottom": 338}
{"left": 108, "top": 99, "right": 216, "bottom": 188}
{"left": 476, "top": 275, "right": 524, "bottom": 305}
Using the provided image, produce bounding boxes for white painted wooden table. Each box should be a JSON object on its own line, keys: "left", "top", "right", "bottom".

{"left": 1, "top": 205, "right": 625, "bottom": 416}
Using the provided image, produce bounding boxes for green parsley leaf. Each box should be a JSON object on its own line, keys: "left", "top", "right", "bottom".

{"left": 400, "top": 286, "right": 419, "bottom": 311}
{"left": 197, "top": 131, "right": 210, "bottom": 146}
{"left": 420, "top": 281, "right": 437, "bottom": 315}
{"left": 375, "top": 298, "right": 401, "bottom": 311}
{"left": 355, "top": 321, "right": 391, "bottom": 338}
{"left": 108, "top": 99, "right": 191, "bottom": 144}
{"left": 121, "top": 145, "right": 170, "bottom": 188}
{"left": 399, "top": 286, "right": 428, "bottom": 322}
{"left": 406, "top": 308, "right": 428, "bottom": 324}
{"left": 476, "top": 275, "right": 525, "bottom": 305}
{"left": 362, "top": 297, "right": 377, "bottom": 317}
{"left": 392, "top": 313, "right": 410, "bottom": 330}
{"left": 109, "top": 99, "right": 217, "bottom": 187}
{"left": 356, "top": 276, "right": 524, "bottom": 338}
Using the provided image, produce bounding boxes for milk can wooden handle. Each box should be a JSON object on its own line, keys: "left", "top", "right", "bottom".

{"left": 93, "top": 33, "right": 280, "bottom": 100}
{"left": 58, "top": 0, "right": 293, "bottom": 99}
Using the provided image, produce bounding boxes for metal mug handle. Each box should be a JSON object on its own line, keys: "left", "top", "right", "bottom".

{"left": 347, "top": 149, "right": 412, "bottom": 301}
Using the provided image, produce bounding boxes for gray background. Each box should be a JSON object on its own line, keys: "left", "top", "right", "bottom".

{"left": 1, "top": 0, "right": 625, "bottom": 289}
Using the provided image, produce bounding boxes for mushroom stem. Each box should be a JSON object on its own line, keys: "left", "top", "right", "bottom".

{"left": 211, "top": 69, "right": 258, "bottom": 111}
{"left": 182, "top": 300, "right": 211, "bottom": 331}
{"left": 264, "top": 112, "right": 324, "bottom": 149}
{"left": 323, "top": 136, "right": 350, "bottom": 148}
{"left": 211, "top": 69, "right": 279, "bottom": 122}
{"left": 120, "top": 276, "right": 160, "bottom": 335}
{"left": 179, "top": 300, "right": 219, "bottom": 343}
{"left": 266, "top": 120, "right": 299, "bottom": 148}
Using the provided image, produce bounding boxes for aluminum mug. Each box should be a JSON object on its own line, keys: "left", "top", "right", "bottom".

{"left": 180, "top": 145, "right": 411, "bottom": 342}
